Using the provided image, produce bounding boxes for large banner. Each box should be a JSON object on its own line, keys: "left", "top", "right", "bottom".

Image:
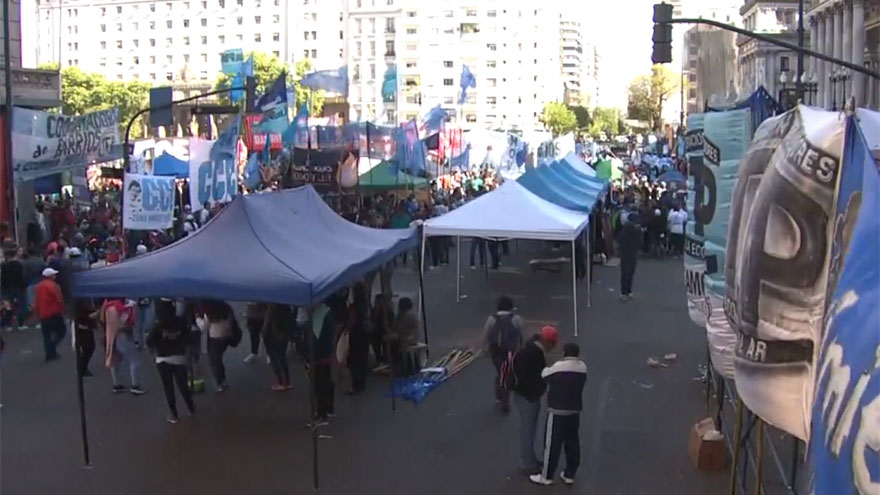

{"left": 811, "top": 114, "right": 880, "bottom": 495}
{"left": 726, "top": 106, "right": 844, "bottom": 440}
{"left": 123, "top": 173, "right": 175, "bottom": 230}
{"left": 12, "top": 107, "right": 122, "bottom": 182}
{"left": 189, "top": 139, "right": 238, "bottom": 213}
{"left": 536, "top": 132, "right": 575, "bottom": 166}
{"left": 702, "top": 108, "right": 751, "bottom": 378}
{"left": 683, "top": 113, "right": 708, "bottom": 326}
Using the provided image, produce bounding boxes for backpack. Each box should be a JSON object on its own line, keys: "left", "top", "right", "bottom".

{"left": 488, "top": 313, "right": 521, "bottom": 356}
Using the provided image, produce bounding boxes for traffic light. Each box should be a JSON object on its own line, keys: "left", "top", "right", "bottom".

{"left": 652, "top": 3, "right": 673, "bottom": 64}
{"left": 245, "top": 76, "right": 257, "bottom": 113}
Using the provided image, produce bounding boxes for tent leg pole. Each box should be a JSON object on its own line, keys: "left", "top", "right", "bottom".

{"left": 73, "top": 319, "right": 91, "bottom": 468}
{"left": 418, "top": 229, "right": 426, "bottom": 318}
{"left": 418, "top": 230, "right": 429, "bottom": 359}
{"left": 587, "top": 235, "right": 592, "bottom": 308}
{"left": 456, "top": 236, "right": 461, "bottom": 302}
{"left": 307, "top": 307, "right": 319, "bottom": 490}
{"left": 572, "top": 240, "right": 578, "bottom": 337}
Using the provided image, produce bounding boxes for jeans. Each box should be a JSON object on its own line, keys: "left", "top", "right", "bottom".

{"left": 620, "top": 258, "right": 637, "bottom": 296}
{"left": 313, "top": 362, "right": 334, "bottom": 419}
{"left": 134, "top": 303, "right": 153, "bottom": 346}
{"left": 207, "top": 337, "right": 229, "bottom": 387}
{"left": 157, "top": 361, "right": 194, "bottom": 417}
{"left": 247, "top": 318, "right": 263, "bottom": 355}
{"left": 40, "top": 314, "right": 66, "bottom": 361}
{"left": 542, "top": 412, "right": 581, "bottom": 480}
{"left": 110, "top": 331, "right": 141, "bottom": 387}
{"left": 265, "top": 338, "right": 290, "bottom": 386}
{"left": 514, "top": 394, "right": 542, "bottom": 470}
{"left": 488, "top": 240, "right": 500, "bottom": 269}
{"left": 469, "top": 238, "right": 486, "bottom": 267}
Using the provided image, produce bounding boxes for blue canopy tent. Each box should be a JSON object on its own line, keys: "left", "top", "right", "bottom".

{"left": 544, "top": 161, "right": 609, "bottom": 196}
{"left": 73, "top": 185, "right": 418, "bottom": 305}
{"left": 518, "top": 163, "right": 606, "bottom": 213}
{"left": 152, "top": 152, "right": 189, "bottom": 178}
{"left": 558, "top": 152, "right": 597, "bottom": 178}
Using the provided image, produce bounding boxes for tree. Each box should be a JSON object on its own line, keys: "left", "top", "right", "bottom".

{"left": 627, "top": 64, "right": 678, "bottom": 132}
{"left": 42, "top": 64, "right": 151, "bottom": 137}
{"left": 214, "top": 52, "right": 324, "bottom": 115}
{"left": 540, "top": 102, "right": 577, "bottom": 137}
{"left": 588, "top": 107, "right": 621, "bottom": 139}
{"left": 567, "top": 105, "right": 591, "bottom": 130}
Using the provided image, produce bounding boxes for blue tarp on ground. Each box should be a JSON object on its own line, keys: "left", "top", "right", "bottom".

{"left": 72, "top": 185, "right": 419, "bottom": 305}
{"left": 517, "top": 161, "right": 605, "bottom": 212}
{"left": 152, "top": 152, "right": 189, "bottom": 178}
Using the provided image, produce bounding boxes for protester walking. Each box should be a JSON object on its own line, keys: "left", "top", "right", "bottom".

{"left": 264, "top": 303, "right": 293, "bottom": 391}
{"left": 197, "top": 300, "right": 240, "bottom": 393}
{"left": 616, "top": 212, "right": 642, "bottom": 301}
{"left": 512, "top": 326, "right": 558, "bottom": 475}
{"left": 146, "top": 299, "right": 195, "bottom": 423}
{"left": 243, "top": 302, "right": 267, "bottom": 364}
{"left": 529, "top": 343, "right": 588, "bottom": 486}
{"left": 1, "top": 246, "right": 29, "bottom": 331}
{"left": 483, "top": 295, "right": 524, "bottom": 413}
{"left": 103, "top": 298, "right": 146, "bottom": 395}
{"left": 34, "top": 268, "right": 66, "bottom": 362}
{"left": 667, "top": 203, "right": 687, "bottom": 257}
{"left": 73, "top": 299, "right": 97, "bottom": 377}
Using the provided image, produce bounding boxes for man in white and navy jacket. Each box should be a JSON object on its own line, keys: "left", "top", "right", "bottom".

{"left": 530, "top": 342, "right": 588, "bottom": 486}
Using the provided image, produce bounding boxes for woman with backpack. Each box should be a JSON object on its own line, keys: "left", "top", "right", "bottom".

{"left": 146, "top": 299, "right": 195, "bottom": 423}
{"left": 483, "top": 295, "right": 525, "bottom": 413}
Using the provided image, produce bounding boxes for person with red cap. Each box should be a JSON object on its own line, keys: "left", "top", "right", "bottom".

{"left": 511, "top": 325, "right": 558, "bottom": 475}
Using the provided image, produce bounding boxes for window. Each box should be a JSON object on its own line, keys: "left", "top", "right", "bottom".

{"left": 150, "top": 4, "right": 155, "bottom": 11}
{"left": 487, "top": 43, "right": 496, "bottom": 51}
{"left": 405, "top": 61, "right": 417, "bottom": 68}
{"left": 150, "top": 55, "right": 156, "bottom": 64}
{"left": 443, "top": 96, "right": 454, "bottom": 105}
{"left": 356, "top": 0, "right": 361, "bottom": 6}
{"left": 202, "top": 0, "right": 207, "bottom": 7}
{"left": 356, "top": 19, "right": 362, "bottom": 34}
{"left": 780, "top": 56, "right": 790, "bottom": 72}
{"left": 184, "top": 19, "right": 190, "bottom": 27}
{"left": 384, "top": 18, "right": 393, "bottom": 33}
{"left": 486, "top": 60, "right": 496, "bottom": 68}
{"left": 466, "top": 9, "right": 476, "bottom": 16}
{"left": 405, "top": 43, "right": 416, "bottom": 51}
{"left": 486, "top": 96, "right": 496, "bottom": 105}
{"left": 150, "top": 38, "right": 156, "bottom": 47}
{"left": 386, "top": 41, "right": 395, "bottom": 55}
{"left": 184, "top": 36, "right": 190, "bottom": 45}
{"left": 167, "top": 2, "right": 173, "bottom": 9}
{"left": 443, "top": 78, "right": 453, "bottom": 86}
{"left": 150, "top": 73, "right": 156, "bottom": 81}
{"left": 237, "top": 0, "right": 243, "bottom": 4}
{"left": 442, "top": 61, "right": 453, "bottom": 69}
{"left": 116, "top": 40, "right": 122, "bottom": 49}
{"left": 166, "top": 37, "right": 172, "bottom": 47}
{"left": 99, "top": 58, "right": 107, "bottom": 67}
{"left": 273, "top": 33, "right": 280, "bottom": 42}
{"left": 466, "top": 114, "right": 476, "bottom": 123}
{"left": 407, "top": 11, "right": 416, "bottom": 17}
{"left": 406, "top": 27, "right": 417, "bottom": 35}
{"left": 167, "top": 20, "right": 173, "bottom": 28}
{"left": 355, "top": 41, "right": 362, "bottom": 57}
{"left": 353, "top": 65, "right": 360, "bottom": 80}
{"left": 311, "top": 31, "right": 317, "bottom": 40}
{"left": 150, "top": 21, "right": 156, "bottom": 30}
{"left": 100, "top": 41, "right": 107, "bottom": 49}
{"left": 100, "top": 24, "right": 106, "bottom": 32}
{"left": 219, "top": 0, "right": 225, "bottom": 6}
{"left": 253, "top": 33, "right": 261, "bottom": 43}
{"left": 201, "top": 53, "right": 208, "bottom": 62}
{"left": 237, "top": 34, "right": 243, "bottom": 41}
{"left": 201, "top": 36, "right": 208, "bottom": 44}
{"left": 688, "top": 88, "right": 696, "bottom": 99}
{"left": 201, "top": 19, "right": 207, "bottom": 27}
{"left": 184, "top": 54, "right": 190, "bottom": 62}
{"left": 303, "top": 50, "right": 309, "bottom": 59}
{"left": 444, "top": 10, "right": 453, "bottom": 17}
{"left": 273, "top": 50, "right": 279, "bottom": 58}
{"left": 200, "top": 71, "right": 208, "bottom": 80}
{"left": 370, "top": 63, "right": 376, "bottom": 79}
{"left": 687, "top": 73, "right": 696, "bottom": 83}
{"left": 116, "top": 5, "right": 122, "bottom": 13}
{"left": 461, "top": 23, "right": 478, "bottom": 34}
{"left": 166, "top": 55, "right": 173, "bottom": 63}
{"left": 487, "top": 78, "right": 496, "bottom": 87}
{"left": 311, "top": 49, "right": 317, "bottom": 58}
{"left": 273, "top": 14, "right": 279, "bottom": 23}
{"left": 487, "top": 10, "right": 496, "bottom": 17}
{"left": 101, "top": 7, "right": 106, "bottom": 16}
{"left": 219, "top": 34, "right": 225, "bottom": 43}
{"left": 237, "top": 17, "right": 242, "bottom": 25}
{"left": 133, "top": 39, "right": 139, "bottom": 47}
{"left": 133, "top": 56, "right": 140, "bottom": 65}
{"left": 255, "top": 16, "right": 261, "bottom": 24}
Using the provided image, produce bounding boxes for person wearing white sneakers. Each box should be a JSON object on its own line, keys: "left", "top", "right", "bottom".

{"left": 529, "top": 342, "right": 587, "bottom": 486}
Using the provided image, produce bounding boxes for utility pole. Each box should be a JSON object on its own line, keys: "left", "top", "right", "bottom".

{"left": 796, "top": 0, "right": 805, "bottom": 100}
{"left": 3, "top": 0, "right": 16, "bottom": 241}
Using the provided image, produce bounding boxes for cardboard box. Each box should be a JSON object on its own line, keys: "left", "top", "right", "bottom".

{"left": 688, "top": 417, "right": 726, "bottom": 471}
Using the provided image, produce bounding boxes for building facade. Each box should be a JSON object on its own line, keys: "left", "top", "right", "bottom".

{"left": 560, "top": 20, "right": 583, "bottom": 105}
{"left": 684, "top": 24, "right": 739, "bottom": 114}
{"left": 737, "top": 0, "right": 804, "bottom": 105}
{"left": 807, "top": 0, "right": 879, "bottom": 110}
{"left": 346, "top": 0, "right": 564, "bottom": 132}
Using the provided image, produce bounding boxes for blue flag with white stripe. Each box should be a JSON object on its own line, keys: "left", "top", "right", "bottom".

{"left": 254, "top": 73, "right": 288, "bottom": 135}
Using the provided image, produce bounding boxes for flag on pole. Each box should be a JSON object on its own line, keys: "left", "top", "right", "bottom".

{"left": 394, "top": 119, "right": 427, "bottom": 176}
{"left": 254, "top": 73, "right": 289, "bottom": 134}
{"left": 459, "top": 65, "right": 476, "bottom": 105}
{"left": 450, "top": 144, "right": 471, "bottom": 170}
{"left": 240, "top": 55, "right": 254, "bottom": 77}
{"left": 210, "top": 114, "right": 241, "bottom": 160}
{"left": 420, "top": 105, "right": 448, "bottom": 135}
{"left": 381, "top": 65, "right": 397, "bottom": 103}
{"left": 243, "top": 153, "right": 260, "bottom": 189}
{"left": 299, "top": 66, "right": 349, "bottom": 95}
{"left": 221, "top": 48, "right": 244, "bottom": 75}
{"left": 282, "top": 103, "right": 310, "bottom": 147}
{"left": 423, "top": 132, "right": 440, "bottom": 151}
{"left": 230, "top": 72, "right": 244, "bottom": 103}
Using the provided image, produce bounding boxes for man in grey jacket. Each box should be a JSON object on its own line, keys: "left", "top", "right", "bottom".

{"left": 483, "top": 295, "right": 525, "bottom": 412}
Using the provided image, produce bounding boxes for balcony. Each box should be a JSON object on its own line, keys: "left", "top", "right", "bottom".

{"left": 0, "top": 68, "right": 62, "bottom": 108}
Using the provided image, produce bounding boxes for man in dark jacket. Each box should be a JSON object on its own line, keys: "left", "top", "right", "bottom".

{"left": 512, "top": 325, "right": 558, "bottom": 474}
{"left": 530, "top": 343, "right": 587, "bottom": 486}
{"left": 616, "top": 210, "right": 642, "bottom": 300}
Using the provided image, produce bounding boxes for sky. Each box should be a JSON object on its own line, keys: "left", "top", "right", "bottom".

{"left": 579, "top": 0, "right": 660, "bottom": 110}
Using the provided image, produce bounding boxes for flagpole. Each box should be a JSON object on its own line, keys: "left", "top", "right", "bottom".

{"left": 366, "top": 122, "right": 373, "bottom": 195}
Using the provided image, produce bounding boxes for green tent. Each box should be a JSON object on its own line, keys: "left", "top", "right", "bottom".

{"left": 358, "top": 160, "right": 428, "bottom": 190}
{"left": 595, "top": 158, "right": 624, "bottom": 181}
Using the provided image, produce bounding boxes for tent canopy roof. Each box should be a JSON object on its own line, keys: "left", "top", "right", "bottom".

{"left": 423, "top": 181, "right": 589, "bottom": 241}
{"left": 517, "top": 162, "right": 607, "bottom": 213}
{"left": 558, "top": 152, "right": 597, "bottom": 178}
{"left": 358, "top": 160, "right": 428, "bottom": 189}
{"left": 73, "top": 185, "right": 418, "bottom": 305}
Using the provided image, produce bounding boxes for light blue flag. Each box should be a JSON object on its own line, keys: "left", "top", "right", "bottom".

{"left": 394, "top": 119, "right": 426, "bottom": 175}
{"left": 459, "top": 65, "right": 476, "bottom": 105}
{"left": 241, "top": 55, "right": 254, "bottom": 77}
{"left": 230, "top": 72, "right": 244, "bottom": 103}
{"left": 243, "top": 152, "right": 260, "bottom": 189}
{"left": 449, "top": 144, "right": 471, "bottom": 170}
{"left": 281, "top": 103, "right": 310, "bottom": 147}
{"left": 254, "top": 73, "right": 289, "bottom": 135}
{"left": 420, "top": 105, "right": 447, "bottom": 135}
{"left": 210, "top": 114, "right": 241, "bottom": 160}
{"left": 221, "top": 49, "right": 244, "bottom": 75}
{"left": 381, "top": 65, "right": 397, "bottom": 103}
{"left": 261, "top": 129, "right": 272, "bottom": 164}
{"left": 299, "top": 66, "right": 348, "bottom": 94}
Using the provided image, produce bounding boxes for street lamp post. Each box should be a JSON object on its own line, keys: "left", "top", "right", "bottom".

{"left": 801, "top": 72, "right": 819, "bottom": 105}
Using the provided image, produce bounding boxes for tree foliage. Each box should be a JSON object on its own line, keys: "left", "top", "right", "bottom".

{"left": 540, "top": 102, "right": 577, "bottom": 137}
{"left": 214, "top": 52, "right": 324, "bottom": 115}
{"left": 626, "top": 64, "right": 678, "bottom": 132}
{"left": 41, "top": 64, "right": 151, "bottom": 136}
{"left": 588, "top": 107, "right": 621, "bottom": 139}
{"left": 567, "top": 105, "right": 591, "bottom": 129}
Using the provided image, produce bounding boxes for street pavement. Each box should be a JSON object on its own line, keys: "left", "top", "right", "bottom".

{"left": 1, "top": 241, "right": 727, "bottom": 495}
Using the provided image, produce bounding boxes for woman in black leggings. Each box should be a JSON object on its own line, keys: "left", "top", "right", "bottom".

{"left": 146, "top": 299, "right": 195, "bottom": 424}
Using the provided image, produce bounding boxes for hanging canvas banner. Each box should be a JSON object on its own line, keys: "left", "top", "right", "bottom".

{"left": 123, "top": 173, "right": 175, "bottom": 230}
{"left": 683, "top": 113, "right": 708, "bottom": 327}
{"left": 702, "top": 108, "right": 751, "bottom": 378}
{"left": 188, "top": 138, "right": 238, "bottom": 212}
{"left": 536, "top": 132, "right": 575, "bottom": 166}
{"left": 811, "top": 114, "right": 880, "bottom": 495}
{"left": 12, "top": 107, "right": 122, "bottom": 182}
{"left": 727, "top": 105, "right": 844, "bottom": 440}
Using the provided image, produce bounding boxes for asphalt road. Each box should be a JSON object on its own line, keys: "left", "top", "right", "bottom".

{"left": 1, "top": 241, "right": 727, "bottom": 495}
